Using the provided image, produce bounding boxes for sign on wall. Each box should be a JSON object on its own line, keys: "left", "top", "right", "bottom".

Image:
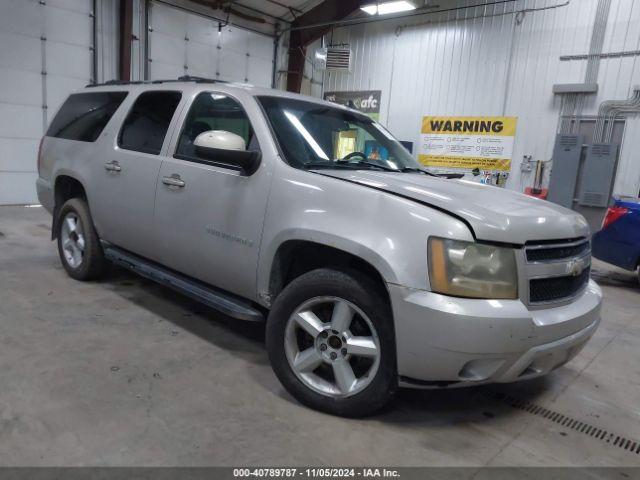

{"left": 323, "top": 91, "right": 382, "bottom": 120}
{"left": 418, "top": 116, "right": 518, "bottom": 172}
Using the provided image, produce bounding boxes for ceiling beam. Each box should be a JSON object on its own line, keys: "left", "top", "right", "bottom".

{"left": 286, "top": 0, "right": 361, "bottom": 93}
{"left": 264, "top": 0, "right": 303, "bottom": 15}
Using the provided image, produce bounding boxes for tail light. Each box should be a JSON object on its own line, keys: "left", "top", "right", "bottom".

{"left": 602, "top": 205, "right": 629, "bottom": 229}
{"left": 37, "top": 136, "right": 45, "bottom": 176}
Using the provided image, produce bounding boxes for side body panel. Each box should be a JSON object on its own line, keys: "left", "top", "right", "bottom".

{"left": 42, "top": 138, "right": 94, "bottom": 211}
{"left": 256, "top": 161, "right": 474, "bottom": 300}
{"left": 153, "top": 89, "right": 278, "bottom": 301}
{"left": 88, "top": 88, "right": 187, "bottom": 260}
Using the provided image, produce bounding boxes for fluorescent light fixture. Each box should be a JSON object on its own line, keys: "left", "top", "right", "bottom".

{"left": 360, "top": 0, "right": 417, "bottom": 15}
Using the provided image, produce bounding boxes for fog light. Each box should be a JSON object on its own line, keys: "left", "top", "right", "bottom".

{"left": 458, "top": 358, "right": 504, "bottom": 381}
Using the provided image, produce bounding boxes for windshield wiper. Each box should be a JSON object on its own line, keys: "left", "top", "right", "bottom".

{"left": 303, "top": 162, "right": 355, "bottom": 170}
{"left": 335, "top": 159, "right": 399, "bottom": 172}
{"left": 400, "top": 167, "right": 439, "bottom": 177}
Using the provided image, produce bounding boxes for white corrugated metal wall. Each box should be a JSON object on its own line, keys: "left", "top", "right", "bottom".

{"left": 310, "top": 0, "right": 640, "bottom": 197}
{"left": 0, "top": 0, "right": 118, "bottom": 205}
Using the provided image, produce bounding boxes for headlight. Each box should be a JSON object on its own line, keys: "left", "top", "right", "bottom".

{"left": 428, "top": 237, "right": 518, "bottom": 299}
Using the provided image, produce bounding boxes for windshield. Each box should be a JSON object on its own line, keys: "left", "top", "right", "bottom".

{"left": 257, "top": 96, "right": 421, "bottom": 172}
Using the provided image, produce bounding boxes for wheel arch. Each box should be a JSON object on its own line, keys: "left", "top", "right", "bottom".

{"left": 266, "top": 237, "right": 393, "bottom": 307}
{"left": 52, "top": 174, "right": 88, "bottom": 240}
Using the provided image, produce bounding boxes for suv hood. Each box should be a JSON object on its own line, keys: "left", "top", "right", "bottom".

{"left": 316, "top": 170, "right": 589, "bottom": 245}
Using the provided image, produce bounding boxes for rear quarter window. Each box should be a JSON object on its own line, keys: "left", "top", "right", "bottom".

{"left": 118, "top": 91, "right": 182, "bottom": 155}
{"left": 46, "top": 92, "right": 128, "bottom": 142}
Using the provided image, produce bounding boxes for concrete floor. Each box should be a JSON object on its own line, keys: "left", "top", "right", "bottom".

{"left": 1, "top": 205, "right": 640, "bottom": 467}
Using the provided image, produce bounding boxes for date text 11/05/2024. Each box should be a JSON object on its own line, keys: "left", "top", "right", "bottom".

{"left": 232, "top": 468, "right": 401, "bottom": 478}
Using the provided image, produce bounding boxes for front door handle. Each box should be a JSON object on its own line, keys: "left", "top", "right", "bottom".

{"left": 104, "top": 161, "right": 121, "bottom": 172}
{"left": 162, "top": 174, "right": 185, "bottom": 188}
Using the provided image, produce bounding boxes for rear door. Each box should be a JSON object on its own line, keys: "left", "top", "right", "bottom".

{"left": 153, "top": 91, "right": 271, "bottom": 300}
{"left": 90, "top": 90, "right": 183, "bottom": 260}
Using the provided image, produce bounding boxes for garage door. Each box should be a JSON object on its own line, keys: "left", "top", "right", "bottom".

{"left": 0, "top": 0, "right": 93, "bottom": 205}
{"left": 148, "top": 1, "right": 274, "bottom": 86}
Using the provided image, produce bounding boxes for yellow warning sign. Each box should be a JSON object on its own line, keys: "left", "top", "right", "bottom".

{"left": 418, "top": 116, "right": 517, "bottom": 172}
{"left": 418, "top": 156, "right": 512, "bottom": 171}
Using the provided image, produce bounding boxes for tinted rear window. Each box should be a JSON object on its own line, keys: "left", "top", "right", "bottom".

{"left": 118, "top": 91, "right": 182, "bottom": 155}
{"left": 47, "top": 92, "right": 128, "bottom": 142}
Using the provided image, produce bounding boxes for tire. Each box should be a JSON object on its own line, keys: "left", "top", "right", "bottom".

{"left": 56, "top": 198, "right": 105, "bottom": 281}
{"left": 266, "top": 268, "right": 397, "bottom": 417}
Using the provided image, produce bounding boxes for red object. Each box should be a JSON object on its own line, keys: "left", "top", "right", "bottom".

{"left": 524, "top": 187, "right": 548, "bottom": 199}
{"left": 602, "top": 205, "right": 629, "bottom": 229}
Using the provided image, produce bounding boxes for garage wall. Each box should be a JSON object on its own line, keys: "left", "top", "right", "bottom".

{"left": 312, "top": 0, "right": 640, "bottom": 197}
{"left": 95, "top": 0, "right": 120, "bottom": 84}
{"left": 146, "top": 1, "right": 275, "bottom": 86}
{"left": 0, "top": 0, "right": 276, "bottom": 205}
{"left": 0, "top": 0, "right": 118, "bottom": 205}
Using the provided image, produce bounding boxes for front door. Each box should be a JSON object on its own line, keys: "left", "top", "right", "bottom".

{"left": 90, "top": 90, "right": 183, "bottom": 259}
{"left": 153, "top": 91, "right": 271, "bottom": 300}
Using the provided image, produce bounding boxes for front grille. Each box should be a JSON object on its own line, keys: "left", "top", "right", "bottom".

{"left": 529, "top": 267, "right": 590, "bottom": 303}
{"left": 526, "top": 240, "right": 590, "bottom": 262}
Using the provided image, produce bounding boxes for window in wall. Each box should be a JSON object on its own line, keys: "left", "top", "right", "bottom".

{"left": 118, "top": 91, "right": 182, "bottom": 155}
{"left": 47, "top": 92, "right": 128, "bottom": 142}
{"left": 176, "top": 92, "right": 258, "bottom": 161}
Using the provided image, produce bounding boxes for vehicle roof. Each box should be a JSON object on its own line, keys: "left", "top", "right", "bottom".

{"left": 78, "top": 79, "right": 362, "bottom": 116}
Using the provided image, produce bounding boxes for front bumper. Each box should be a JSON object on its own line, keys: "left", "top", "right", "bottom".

{"left": 389, "top": 280, "right": 602, "bottom": 388}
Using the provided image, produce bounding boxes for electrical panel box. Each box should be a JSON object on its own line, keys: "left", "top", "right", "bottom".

{"left": 547, "top": 135, "right": 583, "bottom": 208}
{"left": 578, "top": 143, "right": 618, "bottom": 207}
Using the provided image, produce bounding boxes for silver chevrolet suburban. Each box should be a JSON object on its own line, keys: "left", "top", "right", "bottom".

{"left": 36, "top": 78, "right": 602, "bottom": 416}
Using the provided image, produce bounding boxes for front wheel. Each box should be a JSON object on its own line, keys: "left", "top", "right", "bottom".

{"left": 266, "top": 269, "right": 397, "bottom": 417}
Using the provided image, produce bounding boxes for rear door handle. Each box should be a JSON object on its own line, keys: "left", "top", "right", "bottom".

{"left": 104, "top": 161, "right": 121, "bottom": 172}
{"left": 162, "top": 174, "right": 185, "bottom": 188}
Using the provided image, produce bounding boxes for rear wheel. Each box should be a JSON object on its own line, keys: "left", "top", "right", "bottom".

{"left": 266, "top": 268, "right": 396, "bottom": 417}
{"left": 56, "top": 198, "right": 105, "bottom": 280}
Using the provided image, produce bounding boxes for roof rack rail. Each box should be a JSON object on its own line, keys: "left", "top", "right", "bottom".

{"left": 85, "top": 80, "right": 143, "bottom": 88}
{"left": 85, "top": 79, "right": 144, "bottom": 88}
{"left": 86, "top": 76, "right": 228, "bottom": 88}
{"left": 177, "top": 75, "right": 227, "bottom": 83}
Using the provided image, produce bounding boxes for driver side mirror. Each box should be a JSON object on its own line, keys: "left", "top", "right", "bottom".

{"left": 194, "top": 130, "right": 261, "bottom": 176}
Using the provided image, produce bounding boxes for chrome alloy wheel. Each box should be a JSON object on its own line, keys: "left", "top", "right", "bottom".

{"left": 60, "top": 212, "right": 85, "bottom": 268}
{"left": 284, "top": 296, "right": 381, "bottom": 398}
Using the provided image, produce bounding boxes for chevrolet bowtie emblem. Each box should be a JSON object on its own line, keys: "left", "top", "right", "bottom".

{"left": 567, "top": 258, "right": 586, "bottom": 276}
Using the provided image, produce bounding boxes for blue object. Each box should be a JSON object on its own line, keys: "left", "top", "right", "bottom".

{"left": 364, "top": 140, "right": 389, "bottom": 160}
{"left": 592, "top": 196, "right": 640, "bottom": 271}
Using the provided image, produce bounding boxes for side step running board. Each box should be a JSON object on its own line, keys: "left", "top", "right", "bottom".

{"left": 103, "top": 244, "right": 264, "bottom": 322}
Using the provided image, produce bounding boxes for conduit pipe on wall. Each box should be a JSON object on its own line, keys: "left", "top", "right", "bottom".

{"left": 558, "top": 0, "right": 612, "bottom": 134}
{"left": 594, "top": 88, "right": 640, "bottom": 143}
{"left": 585, "top": 0, "right": 612, "bottom": 85}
